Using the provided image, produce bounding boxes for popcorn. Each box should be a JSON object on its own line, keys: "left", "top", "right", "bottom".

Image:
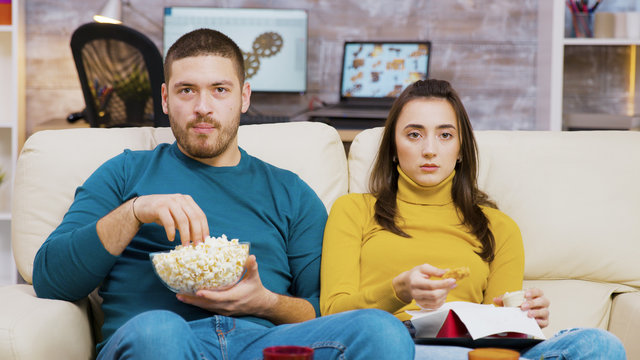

{"left": 150, "top": 235, "right": 250, "bottom": 294}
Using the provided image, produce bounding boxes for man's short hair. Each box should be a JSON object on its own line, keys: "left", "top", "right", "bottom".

{"left": 164, "top": 28, "right": 245, "bottom": 86}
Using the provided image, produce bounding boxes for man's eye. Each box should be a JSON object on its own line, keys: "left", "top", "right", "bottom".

{"left": 179, "top": 88, "right": 193, "bottom": 94}
{"left": 215, "top": 87, "right": 227, "bottom": 93}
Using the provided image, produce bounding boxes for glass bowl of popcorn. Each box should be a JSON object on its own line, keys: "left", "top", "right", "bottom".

{"left": 150, "top": 235, "right": 250, "bottom": 294}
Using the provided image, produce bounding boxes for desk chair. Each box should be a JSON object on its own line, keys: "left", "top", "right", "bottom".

{"left": 70, "top": 22, "right": 169, "bottom": 128}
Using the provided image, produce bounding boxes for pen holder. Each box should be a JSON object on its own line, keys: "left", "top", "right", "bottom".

{"left": 570, "top": 12, "right": 594, "bottom": 38}
{"left": 594, "top": 12, "right": 615, "bottom": 38}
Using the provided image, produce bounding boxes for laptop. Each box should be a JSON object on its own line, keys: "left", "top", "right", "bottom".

{"left": 306, "top": 41, "right": 431, "bottom": 123}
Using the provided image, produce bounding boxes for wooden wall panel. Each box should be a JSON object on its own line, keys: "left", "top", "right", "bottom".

{"left": 563, "top": 45, "right": 632, "bottom": 116}
{"left": 25, "top": 0, "right": 541, "bottom": 134}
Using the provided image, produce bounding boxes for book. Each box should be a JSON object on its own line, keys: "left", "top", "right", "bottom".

{"left": 0, "top": 1, "right": 11, "bottom": 26}
{"left": 407, "top": 301, "right": 547, "bottom": 340}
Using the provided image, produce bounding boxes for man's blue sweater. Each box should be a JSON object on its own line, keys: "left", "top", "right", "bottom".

{"left": 33, "top": 143, "right": 327, "bottom": 349}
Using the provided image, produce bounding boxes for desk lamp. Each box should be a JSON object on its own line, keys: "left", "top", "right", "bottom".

{"left": 93, "top": 0, "right": 161, "bottom": 31}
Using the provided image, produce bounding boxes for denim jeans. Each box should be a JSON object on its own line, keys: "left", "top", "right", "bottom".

{"left": 413, "top": 328, "right": 626, "bottom": 360}
{"left": 520, "top": 328, "right": 626, "bottom": 360}
{"left": 97, "top": 308, "right": 415, "bottom": 360}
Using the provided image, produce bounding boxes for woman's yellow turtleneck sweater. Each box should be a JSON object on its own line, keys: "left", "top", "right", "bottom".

{"left": 320, "top": 169, "right": 524, "bottom": 321}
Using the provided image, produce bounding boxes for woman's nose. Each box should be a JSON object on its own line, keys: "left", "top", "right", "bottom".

{"left": 422, "top": 139, "right": 436, "bottom": 158}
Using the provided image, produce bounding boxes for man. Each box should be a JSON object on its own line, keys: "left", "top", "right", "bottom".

{"left": 33, "top": 29, "right": 414, "bottom": 359}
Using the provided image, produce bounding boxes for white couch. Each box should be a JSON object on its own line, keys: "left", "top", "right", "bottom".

{"left": 1, "top": 122, "right": 639, "bottom": 359}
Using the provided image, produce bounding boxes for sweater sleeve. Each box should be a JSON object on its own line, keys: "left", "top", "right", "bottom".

{"left": 32, "top": 153, "right": 129, "bottom": 301}
{"left": 482, "top": 210, "right": 525, "bottom": 304}
{"left": 320, "top": 195, "right": 407, "bottom": 316}
{"left": 285, "top": 179, "right": 328, "bottom": 317}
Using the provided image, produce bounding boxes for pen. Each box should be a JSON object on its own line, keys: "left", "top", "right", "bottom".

{"left": 567, "top": 0, "right": 580, "bottom": 14}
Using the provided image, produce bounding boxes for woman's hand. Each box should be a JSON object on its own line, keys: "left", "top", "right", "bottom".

{"left": 521, "top": 288, "right": 550, "bottom": 328}
{"left": 494, "top": 288, "right": 550, "bottom": 328}
{"left": 392, "top": 264, "right": 457, "bottom": 310}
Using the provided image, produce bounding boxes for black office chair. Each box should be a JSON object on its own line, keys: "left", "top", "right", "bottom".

{"left": 70, "top": 22, "right": 168, "bottom": 128}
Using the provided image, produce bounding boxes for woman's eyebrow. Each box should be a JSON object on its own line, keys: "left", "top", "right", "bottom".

{"left": 437, "top": 124, "right": 457, "bottom": 130}
{"left": 403, "top": 123, "right": 457, "bottom": 130}
{"left": 403, "top": 123, "right": 425, "bottom": 130}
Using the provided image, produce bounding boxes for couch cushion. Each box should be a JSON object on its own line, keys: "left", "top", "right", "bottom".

{"left": 523, "top": 279, "right": 634, "bottom": 338}
{"left": 347, "top": 127, "right": 383, "bottom": 194}
{"left": 13, "top": 122, "right": 347, "bottom": 283}
{"left": 13, "top": 127, "right": 171, "bottom": 284}
{"left": 474, "top": 131, "right": 640, "bottom": 287}
{"left": 0, "top": 284, "right": 94, "bottom": 359}
{"left": 609, "top": 291, "right": 640, "bottom": 360}
{"left": 238, "top": 122, "right": 348, "bottom": 212}
{"left": 348, "top": 129, "right": 640, "bottom": 287}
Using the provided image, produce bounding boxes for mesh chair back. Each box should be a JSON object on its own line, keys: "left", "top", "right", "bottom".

{"left": 71, "top": 22, "right": 169, "bottom": 127}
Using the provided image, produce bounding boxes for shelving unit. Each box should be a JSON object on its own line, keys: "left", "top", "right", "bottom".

{"left": 564, "top": 37, "right": 640, "bottom": 45}
{"left": 0, "top": 0, "right": 25, "bottom": 286}
{"left": 537, "top": 2, "right": 640, "bottom": 131}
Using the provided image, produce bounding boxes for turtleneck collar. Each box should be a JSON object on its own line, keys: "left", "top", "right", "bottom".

{"left": 396, "top": 166, "right": 455, "bottom": 205}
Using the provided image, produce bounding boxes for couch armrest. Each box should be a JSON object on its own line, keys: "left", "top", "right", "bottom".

{"left": 0, "top": 284, "right": 95, "bottom": 360}
{"left": 609, "top": 291, "right": 640, "bottom": 360}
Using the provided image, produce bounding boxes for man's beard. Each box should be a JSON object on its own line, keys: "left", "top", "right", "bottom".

{"left": 170, "top": 111, "right": 240, "bottom": 159}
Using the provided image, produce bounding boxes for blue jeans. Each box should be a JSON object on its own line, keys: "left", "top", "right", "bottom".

{"left": 413, "top": 328, "right": 626, "bottom": 360}
{"left": 521, "top": 328, "right": 626, "bottom": 360}
{"left": 97, "top": 309, "right": 415, "bottom": 360}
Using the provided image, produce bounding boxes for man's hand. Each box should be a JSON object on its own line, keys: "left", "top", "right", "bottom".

{"left": 97, "top": 194, "right": 209, "bottom": 256}
{"left": 392, "top": 263, "right": 456, "bottom": 310}
{"left": 177, "top": 255, "right": 315, "bottom": 324}
{"left": 177, "top": 255, "right": 276, "bottom": 316}
{"left": 132, "top": 194, "right": 209, "bottom": 246}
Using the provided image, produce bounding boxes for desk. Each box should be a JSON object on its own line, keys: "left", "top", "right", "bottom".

{"left": 32, "top": 117, "right": 89, "bottom": 133}
{"left": 337, "top": 128, "right": 364, "bottom": 143}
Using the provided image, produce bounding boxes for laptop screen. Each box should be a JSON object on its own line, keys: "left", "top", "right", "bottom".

{"left": 340, "top": 41, "right": 431, "bottom": 102}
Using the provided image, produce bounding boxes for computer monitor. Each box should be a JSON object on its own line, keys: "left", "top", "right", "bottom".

{"left": 340, "top": 42, "right": 431, "bottom": 102}
{"left": 163, "top": 7, "right": 308, "bottom": 93}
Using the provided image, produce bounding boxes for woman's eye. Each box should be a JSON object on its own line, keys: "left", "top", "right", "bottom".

{"left": 407, "top": 131, "right": 420, "bottom": 139}
{"left": 441, "top": 132, "right": 452, "bottom": 139}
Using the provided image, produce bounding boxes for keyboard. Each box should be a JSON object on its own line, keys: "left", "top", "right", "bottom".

{"left": 240, "top": 113, "right": 291, "bottom": 125}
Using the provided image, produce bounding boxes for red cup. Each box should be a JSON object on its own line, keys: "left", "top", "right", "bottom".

{"left": 263, "top": 346, "right": 314, "bottom": 360}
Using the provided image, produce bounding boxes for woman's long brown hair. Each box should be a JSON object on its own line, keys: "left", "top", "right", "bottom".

{"left": 369, "top": 79, "right": 497, "bottom": 262}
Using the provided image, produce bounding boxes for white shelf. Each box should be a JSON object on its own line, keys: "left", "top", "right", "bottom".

{"left": 564, "top": 38, "right": 640, "bottom": 46}
{"left": 564, "top": 113, "right": 640, "bottom": 130}
{"left": 0, "top": 0, "right": 24, "bottom": 287}
{"left": 537, "top": 2, "right": 640, "bottom": 131}
{"left": 0, "top": 220, "right": 15, "bottom": 286}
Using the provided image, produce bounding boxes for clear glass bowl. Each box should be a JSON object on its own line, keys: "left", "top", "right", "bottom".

{"left": 150, "top": 241, "right": 250, "bottom": 294}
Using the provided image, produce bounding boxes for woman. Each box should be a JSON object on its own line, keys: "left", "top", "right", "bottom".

{"left": 320, "top": 79, "right": 625, "bottom": 359}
